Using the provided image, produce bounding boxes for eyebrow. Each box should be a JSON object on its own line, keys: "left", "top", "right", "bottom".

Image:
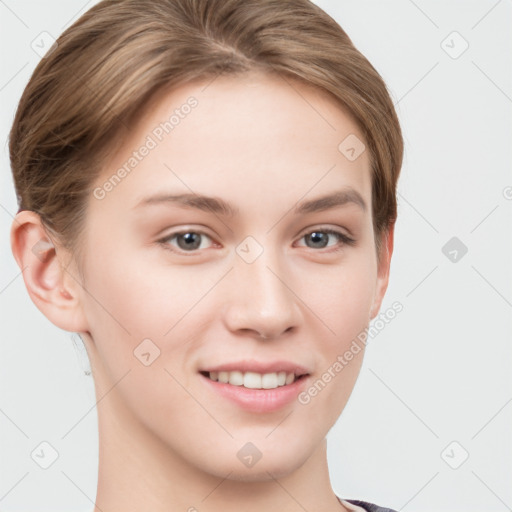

{"left": 295, "top": 188, "right": 367, "bottom": 214}
{"left": 133, "top": 188, "right": 367, "bottom": 216}
{"left": 134, "top": 193, "right": 239, "bottom": 217}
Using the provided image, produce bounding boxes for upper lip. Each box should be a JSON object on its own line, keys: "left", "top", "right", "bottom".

{"left": 200, "top": 360, "right": 311, "bottom": 376}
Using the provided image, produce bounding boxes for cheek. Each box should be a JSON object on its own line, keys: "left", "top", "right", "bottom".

{"left": 297, "top": 269, "right": 373, "bottom": 423}
{"left": 319, "top": 257, "right": 376, "bottom": 410}
{"left": 82, "top": 245, "right": 210, "bottom": 335}
{"left": 309, "top": 253, "right": 377, "bottom": 347}
{"left": 78, "top": 245, "right": 207, "bottom": 424}
{"left": 79, "top": 244, "right": 221, "bottom": 380}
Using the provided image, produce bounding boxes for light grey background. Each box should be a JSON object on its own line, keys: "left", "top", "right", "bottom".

{"left": 1, "top": 1, "right": 511, "bottom": 511}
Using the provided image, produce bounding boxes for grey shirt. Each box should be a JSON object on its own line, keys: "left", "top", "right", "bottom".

{"left": 340, "top": 497, "right": 398, "bottom": 512}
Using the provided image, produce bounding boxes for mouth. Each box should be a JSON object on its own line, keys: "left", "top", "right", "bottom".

{"left": 198, "top": 362, "right": 311, "bottom": 413}
{"left": 199, "top": 370, "right": 309, "bottom": 390}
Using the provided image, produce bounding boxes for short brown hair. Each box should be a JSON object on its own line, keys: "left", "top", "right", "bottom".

{"left": 9, "top": 0, "right": 403, "bottom": 266}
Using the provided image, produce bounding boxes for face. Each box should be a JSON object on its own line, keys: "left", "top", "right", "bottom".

{"left": 73, "top": 72, "right": 390, "bottom": 480}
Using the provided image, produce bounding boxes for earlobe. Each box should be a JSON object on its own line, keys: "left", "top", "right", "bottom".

{"left": 369, "top": 224, "right": 395, "bottom": 320}
{"left": 10, "top": 210, "right": 89, "bottom": 332}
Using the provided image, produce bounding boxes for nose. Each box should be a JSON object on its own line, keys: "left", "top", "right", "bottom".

{"left": 222, "top": 243, "right": 302, "bottom": 340}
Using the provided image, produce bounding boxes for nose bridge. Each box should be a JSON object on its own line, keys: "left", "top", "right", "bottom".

{"left": 225, "top": 235, "right": 301, "bottom": 337}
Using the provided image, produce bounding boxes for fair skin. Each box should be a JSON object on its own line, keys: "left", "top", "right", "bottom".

{"left": 11, "top": 72, "right": 393, "bottom": 512}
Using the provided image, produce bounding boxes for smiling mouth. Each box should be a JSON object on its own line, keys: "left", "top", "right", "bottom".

{"left": 200, "top": 370, "right": 308, "bottom": 390}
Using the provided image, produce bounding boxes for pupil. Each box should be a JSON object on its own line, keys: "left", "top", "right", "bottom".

{"left": 178, "top": 232, "right": 201, "bottom": 250}
{"left": 309, "top": 232, "right": 327, "bottom": 248}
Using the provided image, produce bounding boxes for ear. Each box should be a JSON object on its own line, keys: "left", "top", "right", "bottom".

{"left": 369, "top": 223, "right": 395, "bottom": 320}
{"left": 10, "top": 210, "right": 89, "bottom": 333}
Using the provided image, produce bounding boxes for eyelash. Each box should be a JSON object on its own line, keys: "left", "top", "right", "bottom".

{"left": 157, "top": 227, "right": 356, "bottom": 256}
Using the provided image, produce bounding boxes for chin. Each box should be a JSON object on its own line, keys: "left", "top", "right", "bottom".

{"left": 199, "top": 443, "right": 313, "bottom": 482}
{"left": 209, "top": 462, "right": 299, "bottom": 483}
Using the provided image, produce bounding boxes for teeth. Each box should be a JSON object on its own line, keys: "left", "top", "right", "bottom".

{"left": 261, "top": 373, "right": 277, "bottom": 389}
{"left": 229, "top": 371, "right": 244, "bottom": 386}
{"left": 207, "top": 370, "right": 298, "bottom": 389}
{"left": 244, "top": 371, "right": 261, "bottom": 389}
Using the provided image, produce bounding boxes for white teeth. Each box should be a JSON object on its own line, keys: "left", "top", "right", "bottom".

{"left": 261, "top": 373, "right": 278, "bottom": 389}
{"left": 206, "top": 370, "right": 299, "bottom": 389}
{"left": 244, "top": 372, "right": 261, "bottom": 389}
{"left": 228, "top": 371, "right": 244, "bottom": 386}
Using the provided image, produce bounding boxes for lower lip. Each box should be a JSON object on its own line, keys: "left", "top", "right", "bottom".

{"left": 200, "top": 373, "right": 310, "bottom": 413}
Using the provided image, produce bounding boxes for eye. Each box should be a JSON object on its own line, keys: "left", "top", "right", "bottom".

{"left": 158, "top": 230, "right": 215, "bottom": 254}
{"left": 296, "top": 228, "right": 355, "bottom": 252}
{"left": 157, "top": 227, "right": 355, "bottom": 256}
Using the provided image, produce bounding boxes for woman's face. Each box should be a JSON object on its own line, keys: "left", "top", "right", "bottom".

{"left": 75, "top": 72, "right": 391, "bottom": 480}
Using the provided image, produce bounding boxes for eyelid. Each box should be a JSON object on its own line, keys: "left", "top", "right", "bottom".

{"left": 296, "top": 224, "right": 352, "bottom": 240}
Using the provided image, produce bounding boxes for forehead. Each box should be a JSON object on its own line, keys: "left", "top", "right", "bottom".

{"left": 93, "top": 72, "right": 372, "bottom": 219}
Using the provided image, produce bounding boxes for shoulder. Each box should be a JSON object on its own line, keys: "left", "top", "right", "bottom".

{"left": 341, "top": 498, "right": 398, "bottom": 512}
